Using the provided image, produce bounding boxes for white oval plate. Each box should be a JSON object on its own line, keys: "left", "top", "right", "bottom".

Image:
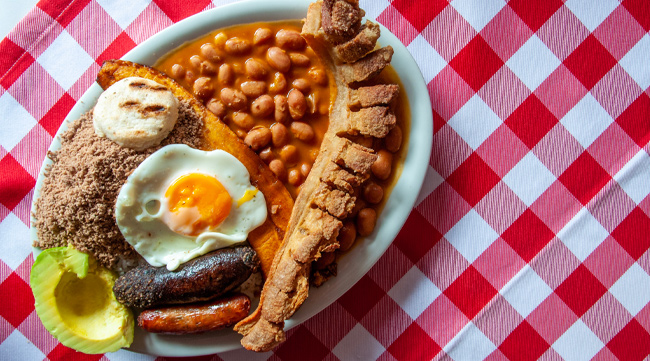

{"left": 30, "top": 0, "right": 433, "bottom": 356}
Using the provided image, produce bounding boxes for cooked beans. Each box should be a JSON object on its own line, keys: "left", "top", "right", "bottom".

{"left": 308, "top": 67, "right": 328, "bottom": 85}
{"left": 251, "top": 95, "right": 274, "bottom": 118}
{"left": 292, "top": 78, "right": 310, "bottom": 93}
{"left": 371, "top": 150, "right": 393, "bottom": 180}
{"left": 218, "top": 64, "right": 234, "bottom": 85}
{"left": 193, "top": 77, "right": 213, "bottom": 99}
{"left": 271, "top": 123, "right": 289, "bottom": 147}
{"left": 357, "top": 208, "right": 377, "bottom": 236}
{"left": 241, "top": 81, "right": 266, "bottom": 98}
{"left": 337, "top": 222, "right": 357, "bottom": 252}
{"left": 274, "top": 95, "right": 289, "bottom": 123}
{"left": 290, "top": 122, "right": 314, "bottom": 142}
{"left": 269, "top": 72, "right": 287, "bottom": 94}
{"left": 287, "top": 168, "right": 302, "bottom": 186}
{"left": 259, "top": 147, "right": 274, "bottom": 162}
{"left": 288, "top": 89, "right": 307, "bottom": 120}
{"left": 214, "top": 32, "right": 227, "bottom": 48}
{"left": 276, "top": 29, "right": 306, "bottom": 50}
{"left": 207, "top": 98, "right": 226, "bottom": 117}
{"left": 269, "top": 159, "right": 287, "bottom": 181}
{"left": 266, "top": 47, "right": 291, "bottom": 73}
{"left": 300, "top": 162, "right": 311, "bottom": 177}
{"left": 200, "top": 43, "right": 221, "bottom": 62}
{"left": 280, "top": 145, "right": 298, "bottom": 165}
{"left": 200, "top": 60, "right": 217, "bottom": 75}
{"left": 220, "top": 88, "right": 247, "bottom": 110}
{"left": 290, "top": 53, "right": 310, "bottom": 67}
{"left": 171, "top": 64, "right": 185, "bottom": 78}
{"left": 245, "top": 127, "right": 272, "bottom": 151}
{"left": 232, "top": 112, "right": 254, "bottom": 130}
{"left": 253, "top": 28, "right": 272, "bottom": 45}
{"left": 245, "top": 58, "right": 268, "bottom": 80}
{"left": 385, "top": 126, "right": 402, "bottom": 153}
{"left": 190, "top": 55, "right": 202, "bottom": 70}
{"left": 363, "top": 182, "right": 384, "bottom": 204}
{"left": 224, "top": 37, "right": 251, "bottom": 55}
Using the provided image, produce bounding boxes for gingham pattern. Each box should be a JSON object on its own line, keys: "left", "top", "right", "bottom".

{"left": 1, "top": 0, "right": 649, "bottom": 360}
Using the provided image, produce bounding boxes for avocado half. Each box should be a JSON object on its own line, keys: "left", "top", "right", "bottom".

{"left": 30, "top": 246, "right": 134, "bottom": 354}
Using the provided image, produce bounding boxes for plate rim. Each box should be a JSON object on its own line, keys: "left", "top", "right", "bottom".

{"left": 29, "top": 0, "right": 433, "bottom": 356}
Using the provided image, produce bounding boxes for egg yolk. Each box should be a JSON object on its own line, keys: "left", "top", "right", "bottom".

{"left": 164, "top": 173, "right": 232, "bottom": 236}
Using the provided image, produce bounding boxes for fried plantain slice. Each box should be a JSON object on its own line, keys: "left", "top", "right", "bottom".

{"left": 97, "top": 60, "right": 293, "bottom": 277}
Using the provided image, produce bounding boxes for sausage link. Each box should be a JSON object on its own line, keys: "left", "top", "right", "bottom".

{"left": 137, "top": 293, "right": 251, "bottom": 334}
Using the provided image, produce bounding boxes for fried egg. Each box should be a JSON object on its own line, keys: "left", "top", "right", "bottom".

{"left": 115, "top": 144, "right": 267, "bottom": 270}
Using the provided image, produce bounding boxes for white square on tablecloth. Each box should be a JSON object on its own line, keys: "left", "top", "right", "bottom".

{"left": 506, "top": 35, "right": 560, "bottom": 92}
{"left": 333, "top": 324, "right": 385, "bottom": 361}
{"left": 448, "top": 95, "right": 502, "bottom": 151}
{"left": 620, "top": 34, "right": 650, "bottom": 92}
{"left": 406, "top": 35, "right": 446, "bottom": 83}
{"left": 564, "top": 0, "right": 619, "bottom": 32}
{"left": 36, "top": 30, "right": 94, "bottom": 91}
{"left": 450, "top": 0, "right": 506, "bottom": 32}
{"left": 388, "top": 266, "right": 441, "bottom": 320}
{"left": 360, "top": 0, "right": 390, "bottom": 23}
{"left": 557, "top": 208, "right": 609, "bottom": 262}
{"left": 500, "top": 265, "right": 553, "bottom": 318}
{"left": 445, "top": 209, "right": 498, "bottom": 263}
{"left": 502, "top": 152, "right": 556, "bottom": 207}
{"left": 96, "top": 0, "right": 151, "bottom": 29}
{"left": 615, "top": 150, "right": 650, "bottom": 205}
{"left": 560, "top": 93, "right": 613, "bottom": 149}
{"left": 610, "top": 263, "right": 650, "bottom": 316}
{"left": 445, "top": 322, "right": 496, "bottom": 361}
{"left": 415, "top": 166, "right": 444, "bottom": 207}
{"left": 0, "top": 92, "right": 37, "bottom": 152}
{"left": 0, "top": 213, "right": 32, "bottom": 270}
{"left": 0, "top": 331, "right": 45, "bottom": 361}
{"left": 552, "top": 320, "right": 604, "bottom": 361}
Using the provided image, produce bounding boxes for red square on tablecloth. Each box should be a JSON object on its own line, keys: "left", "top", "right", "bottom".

{"left": 558, "top": 152, "right": 611, "bottom": 205}
{"left": 473, "top": 238, "right": 526, "bottom": 291}
{"left": 584, "top": 237, "right": 635, "bottom": 289}
{"left": 392, "top": 0, "right": 447, "bottom": 32}
{"left": 474, "top": 295, "right": 524, "bottom": 346}
{"left": 499, "top": 321, "right": 550, "bottom": 361}
{"left": 555, "top": 264, "right": 607, "bottom": 317}
{"left": 0, "top": 155, "right": 35, "bottom": 211}
{"left": 0, "top": 272, "right": 34, "bottom": 328}
{"left": 606, "top": 318, "right": 650, "bottom": 361}
{"left": 611, "top": 207, "right": 650, "bottom": 260}
{"left": 388, "top": 322, "right": 441, "bottom": 361}
{"left": 96, "top": 32, "right": 137, "bottom": 66}
{"left": 416, "top": 182, "right": 471, "bottom": 236}
{"left": 418, "top": 239, "right": 470, "bottom": 292}
{"left": 478, "top": 67, "right": 531, "bottom": 121}
{"left": 508, "top": 0, "right": 563, "bottom": 32}
{"left": 153, "top": 0, "right": 212, "bottom": 23}
{"left": 505, "top": 94, "right": 558, "bottom": 150}
{"left": 475, "top": 182, "right": 527, "bottom": 234}
{"left": 563, "top": 34, "right": 617, "bottom": 90}
{"left": 447, "top": 153, "right": 501, "bottom": 207}
{"left": 616, "top": 92, "right": 650, "bottom": 148}
{"left": 449, "top": 36, "right": 504, "bottom": 92}
{"left": 47, "top": 343, "right": 102, "bottom": 361}
{"left": 393, "top": 211, "right": 442, "bottom": 264}
{"left": 501, "top": 209, "right": 555, "bottom": 263}
{"left": 587, "top": 123, "right": 640, "bottom": 177}
{"left": 428, "top": 67, "right": 475, "bottom": 122}
{"left": 416, "top": 294, "right": 469, "bottom": 348}
{"left": 423, "top": 6, "right": 476, "bottom": 62}
{"left": 39, "top": 93, "right": 75, "bottom": 137}
{"left": 444, "top": 266, "right": 497, "bottom": 320}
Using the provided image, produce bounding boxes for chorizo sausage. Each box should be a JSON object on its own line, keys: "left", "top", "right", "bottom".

{"left": 138, "top": 293, "right": 251, "bottom": 334}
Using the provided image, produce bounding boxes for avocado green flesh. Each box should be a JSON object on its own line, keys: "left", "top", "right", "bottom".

{"left": 30, "top": 247, "right": 134, "bottom": 354}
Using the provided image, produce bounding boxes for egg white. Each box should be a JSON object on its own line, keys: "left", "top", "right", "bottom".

{"left": 115, "top": 144, "right": 267, "bottom": 270}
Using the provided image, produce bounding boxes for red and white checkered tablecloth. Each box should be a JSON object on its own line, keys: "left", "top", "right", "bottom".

{"left": 2, "top": 0, "right": 650, "bottom": 360}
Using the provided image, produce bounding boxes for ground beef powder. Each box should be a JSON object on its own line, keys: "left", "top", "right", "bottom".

{"left": 33, "top": 100, "right": 204, "bottom": 269}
